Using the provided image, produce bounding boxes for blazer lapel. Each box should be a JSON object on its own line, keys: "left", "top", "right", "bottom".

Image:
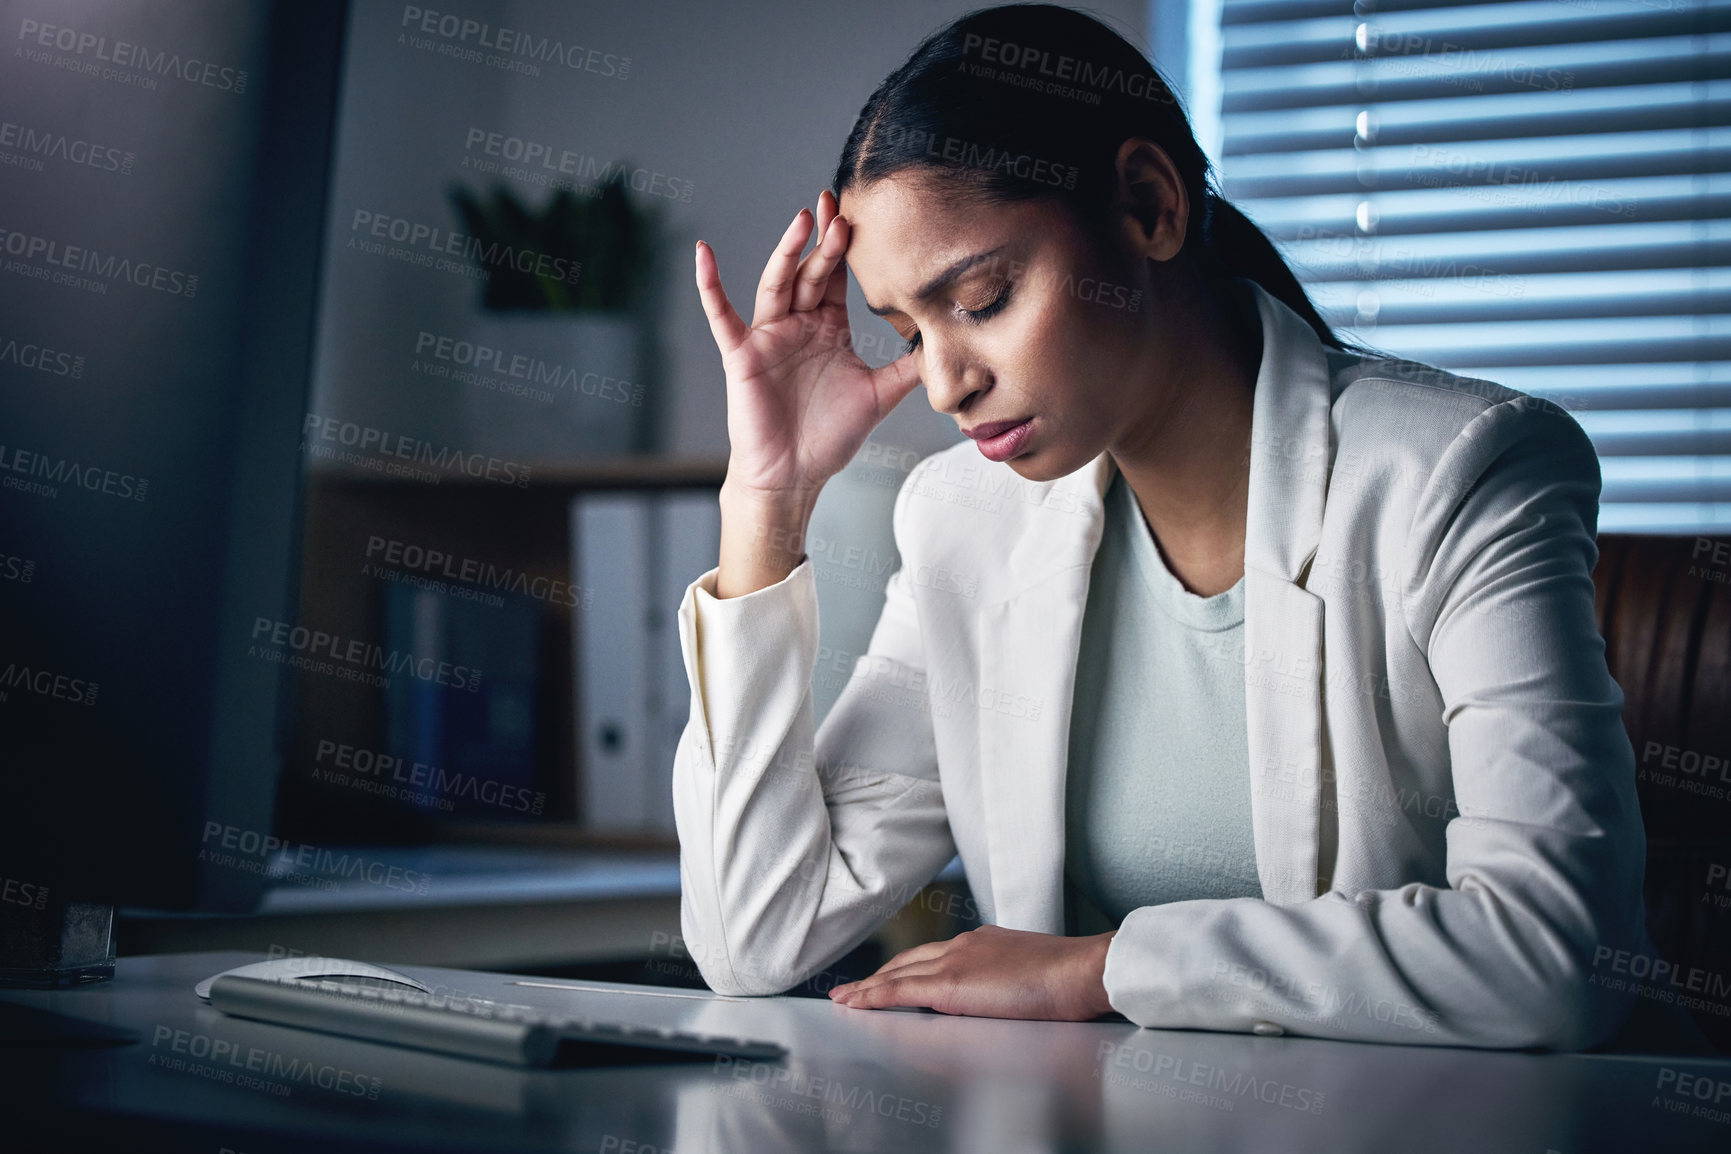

{"left": 1240, "top": 282, "right": 1333, "bottom": 905}
{"left": 972, "top": 280, "right": 1335, "bottom": 929}
{"left": 974, "top": 460, "right": 1112, "bottom": 934}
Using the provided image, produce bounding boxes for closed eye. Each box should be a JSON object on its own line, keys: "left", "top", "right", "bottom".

{"left": 901, "top": 282, "right": 1014, "bottom": 356}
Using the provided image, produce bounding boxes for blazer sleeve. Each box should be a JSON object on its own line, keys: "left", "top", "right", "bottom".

{"left": 670, "top": 474, "right": 959, "bottom": 996}
{"left": 1100, "top": 395, "right": 1650, "bottom": 1050}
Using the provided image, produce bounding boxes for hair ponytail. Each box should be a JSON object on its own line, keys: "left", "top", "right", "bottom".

{"left": 1200, "top": 191, "right": 1341, "bottom": 349}
{"left": 834, "top": 3, "right": 1348, "bottom": 351}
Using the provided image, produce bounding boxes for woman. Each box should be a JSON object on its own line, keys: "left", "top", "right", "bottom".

{"left": 674, "top": 3, "right": 1648, "bottom": 1049}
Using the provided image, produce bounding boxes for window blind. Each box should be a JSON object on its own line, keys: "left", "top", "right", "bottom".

{"left": 1212, "top": 0, "right": 1729, "bottom": 532}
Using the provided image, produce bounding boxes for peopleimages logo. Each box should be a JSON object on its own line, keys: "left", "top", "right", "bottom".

{"left": 0, "top": 332, "right": 84, "bottom": 378}
{"left": 249, "top": 617, "right": 483, "bottom": 693}
{"left": 0, "top": 119, "right": 134, "bottom": 175}
{"left": 413, "top": 331, "right": 642, "bottom": 407}
{"left": 0, "top": 442, "right": 148, "bottom": 502}
{"left": 0, "top": 225, "right": 198, "bottom": 297}
{"left": 366, "top": 534, "right": 594, "bottom": 609}
{"left": 16, "top": 18, "right": 250, "bottom": 92}
{"left": 1096, "top": 1040, "right": 1326, "bottom": 1114}
{"left": 462, "top": 128, "right": 692, "bottom": 202}
{"left": 873, "top": 125, "right": 1078, "bottom": 190}
{"left": 712, "top": 1056, "right": 944, "bottom": 1129}
{"left": 398, "top": 6, "right": 630, "bottom": 79}
{"left": 313, "top": 739, "right": 546, "bottom": 815}
{"left": 0, "top": 659, "right": 98, "bottom": 706}
{"left": 1, "top": 875, "right": 48, "bottom": 910}
{"left": 1351, "top": 26, "right": 1574, "bottom": 93}
{"left": 1691, "top": 537, "right": 1730, "bottom": 588}
{"left": 1591, "top": 945, "right": 1731, "bottom": 1010}
{"left": 0, "top": 551, "right": 35, "bottom": 584}
{"left": 198, "top": 822, "right": 431, "bottom": 896}
{"left": 149, "top": 1025, "right": 381, "bottom": 1100}
{"left": 959, "top": 33, "right": 1177, "bottom": 104}
{"left": 301, "top": 415, "right": 532, "bottom": 488}
{"left": 348, "top": 209, "right": 581, "bottom": 288}
{"left": 1654, "top": 1067, "right": 1731, "bottom": 1126}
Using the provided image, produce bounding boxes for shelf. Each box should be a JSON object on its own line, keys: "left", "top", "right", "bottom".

{"left": 304, "top": 454, "right": 729, "bottom": 491}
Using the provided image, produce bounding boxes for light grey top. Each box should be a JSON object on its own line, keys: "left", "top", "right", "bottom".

{"left": 1064, "top": 468, "right": 1262, "bottom": 932}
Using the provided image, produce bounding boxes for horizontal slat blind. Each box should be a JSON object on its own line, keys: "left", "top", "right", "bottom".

{"left": 1215, "top": 0, "right": 1730, "bottom": 531}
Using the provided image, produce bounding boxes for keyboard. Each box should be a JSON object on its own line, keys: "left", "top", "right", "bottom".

{"left": 206, "top": 974, "right": 788, "bottom": 1068}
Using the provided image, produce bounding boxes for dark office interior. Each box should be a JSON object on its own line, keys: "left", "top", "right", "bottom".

{"left": 1, "top": 1, "right": 1729, "bottom": 1151}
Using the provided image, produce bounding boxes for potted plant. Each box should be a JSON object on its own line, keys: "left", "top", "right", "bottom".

{"left": 448, "top": 171, "right": 661, "bottom": 459}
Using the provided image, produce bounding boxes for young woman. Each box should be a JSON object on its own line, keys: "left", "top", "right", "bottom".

{"left": 674, "top": 3, "right": 1648, "bottom": 1049}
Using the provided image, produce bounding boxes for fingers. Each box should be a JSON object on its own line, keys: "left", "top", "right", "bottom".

{"left": 828, "top": 947, "right": 942, "bottom": 1000}
{"left": 752, "top": 207, "right": 817, "bottom": 327}
{"left": 874, "top": 939, "right": 951, "bottom": 975}
{"left": 693, "top": 240, "right": 750, "bottom": 356}
{"left": 818, "top": 190, "right": 850, "bottom": 309}
{"left": 835, "top": 961, "right": 945, "bottom": 997}
{"left": 821, "top": 212, "right": 851, "bottom": 309}
{"left": 813, "top": 188, "right": 836, "bottom": 245}
{"left": 791, "top": 192, "right": 849, "bottom": 313}
{"left": 828, "top": 939, "right": 950, "bottom": 1003}
{"left": 869, "top": 347, "right": 925, "bottom": 418}
{"left": 831, "top": 971, "right": 950, "bottom": 1011}
{"left": 707, "top": 193, "right": 852, "bottom": 360}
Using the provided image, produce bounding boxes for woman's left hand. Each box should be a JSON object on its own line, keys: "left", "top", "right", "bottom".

{"left": 827, "top": 926, "right": 1118, "bottom": 1020}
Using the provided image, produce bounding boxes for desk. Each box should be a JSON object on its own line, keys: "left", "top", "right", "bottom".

{"left": 3, "top": 952, "right": 1729, "bottom": 1153}
{"left": 118, "top": 848, "right": 685, "bottom": 971}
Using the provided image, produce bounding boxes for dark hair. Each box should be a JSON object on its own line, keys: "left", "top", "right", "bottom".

{"left": 832, "top": 3, "right": 1346, "bottom": 350}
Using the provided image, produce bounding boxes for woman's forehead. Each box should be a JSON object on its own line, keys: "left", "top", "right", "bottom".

{"left": 837, "top": 195, "right": 1010, "bottom": 318}
{"left": 841, "top": 178, "right": 1046, "bottom": 298}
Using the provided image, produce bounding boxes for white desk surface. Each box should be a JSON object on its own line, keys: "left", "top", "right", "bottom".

{"left": 2, "top": 951, "right": 1728, "bottom": 1153}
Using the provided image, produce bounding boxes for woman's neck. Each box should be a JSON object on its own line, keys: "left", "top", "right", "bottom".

{"left": 1109, "top": 277, "right": 1262, "bottom": 598}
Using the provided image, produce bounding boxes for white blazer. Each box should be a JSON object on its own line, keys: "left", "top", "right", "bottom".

{"left": 671, "top": 280, "right": 1649, "bottom": 1050}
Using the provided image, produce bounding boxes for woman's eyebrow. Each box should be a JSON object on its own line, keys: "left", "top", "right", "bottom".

{"left": 864, "top": 246, "right": 1007, "bottom": 317}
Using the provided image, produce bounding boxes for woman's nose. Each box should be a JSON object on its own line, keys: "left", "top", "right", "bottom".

{"left": 922, "top": 349, "right": 988, "bottom": 417}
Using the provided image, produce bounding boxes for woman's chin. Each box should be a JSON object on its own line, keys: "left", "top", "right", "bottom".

{"left": 1004, "top": 443, "right": 1092, "bottom": 485}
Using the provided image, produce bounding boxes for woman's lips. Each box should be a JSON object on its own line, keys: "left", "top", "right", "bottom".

{"left": 970, "top": 417, "right": 1034, "bottom": 462}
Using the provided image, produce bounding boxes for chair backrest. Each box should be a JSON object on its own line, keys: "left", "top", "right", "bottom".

{"left": 1592, "top": 534, "right": 1731, "bottom": 1052}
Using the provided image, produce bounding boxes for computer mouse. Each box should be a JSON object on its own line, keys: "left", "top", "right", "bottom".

{"left": 194, "top": 956, "right": 433, "bottom": 1001}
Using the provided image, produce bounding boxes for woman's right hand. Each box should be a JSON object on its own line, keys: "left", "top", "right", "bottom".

{"left": 695, "top": 189, "right": 922, "bottom": 504}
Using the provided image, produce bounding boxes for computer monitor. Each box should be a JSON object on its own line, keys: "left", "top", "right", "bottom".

{"left": 0, "top": 0, "right": 348, "bottom": 977}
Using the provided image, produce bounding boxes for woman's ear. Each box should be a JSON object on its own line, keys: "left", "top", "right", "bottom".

{"left": 1113, "top": 138, "right": 1188, "bottom": 263}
